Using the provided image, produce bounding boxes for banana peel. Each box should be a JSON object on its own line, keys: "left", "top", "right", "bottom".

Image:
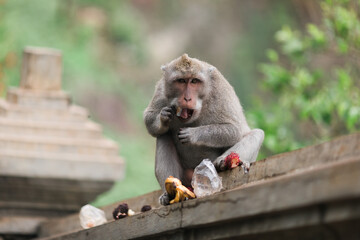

{"left": 165, "top": 176, "right": 196, "bottom": 204}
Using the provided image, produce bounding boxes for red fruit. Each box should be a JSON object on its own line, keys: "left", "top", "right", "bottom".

{"left": 224, "top": 152, "right": 241, "bottom": 169}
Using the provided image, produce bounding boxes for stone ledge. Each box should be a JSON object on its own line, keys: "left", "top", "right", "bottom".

{"left": 219, "top": 132, "right": 360, "bottom": 191}
{"left": 38, "top": 190, "right": 162, "bottom": 238}
{"left": 37, "top": 132, "right": 360, "bottom": 239}
{"left": 37, "top": 157, "right": 360, "bottom": 240}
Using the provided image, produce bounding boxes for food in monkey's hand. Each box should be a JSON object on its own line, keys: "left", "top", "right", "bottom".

{"left": 224, "top": 152, "right": 251, "bottom": 174}
{"left": 165, "top": 176, "right": 196, "bottom": 204}
{"left": 113, "top": 203, "right": 135, "bottom": 220}
{"left": 176, "top": 106, "right": 182, "bottom": 117}
{"left": 224, "top": 152, "right": 241, "bottom": 169}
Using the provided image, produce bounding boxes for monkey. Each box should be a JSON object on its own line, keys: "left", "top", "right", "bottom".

{"left": 143, "top": 54, "right": 264, "bottom": 205}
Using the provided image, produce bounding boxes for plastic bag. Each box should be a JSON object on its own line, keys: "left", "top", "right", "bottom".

{"left": 191, "top": 159, "right": 223, "bottom": 198}
{"left": 79, "top": 204, "right": 107, "bottom": 229}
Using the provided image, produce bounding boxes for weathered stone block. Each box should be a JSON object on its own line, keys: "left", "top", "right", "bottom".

{"left": 0, "top": 134, "right": 119, "bottom": 156}
{"left": 0, "top": 118, "right": 102, "bottom": 139}
{"left": 20, "top": 47, "right": 62, "bottom": 91}
{"left": 0, "top": 150, "right": 124, "bottom": 180}
{"left": 0, "top": 100, "right": 89, "bottom": 122}
{"left": 6, "top": 88, "right": 70, "bottom": 109}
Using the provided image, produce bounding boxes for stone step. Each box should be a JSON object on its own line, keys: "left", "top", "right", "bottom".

{"left": 0, "top": 117, "right": 102, "bottom": 139}
{"left": 6, "top": 88, "right": 70, "bottom": 109}
{"left": 0, "top": 99, "right": 89, "bottom": 122}
{"left": 0, "top": 134, "right": 119, "bottom": 156}
{"left": 0, "top": 149, "right": 125, "bottom": 181}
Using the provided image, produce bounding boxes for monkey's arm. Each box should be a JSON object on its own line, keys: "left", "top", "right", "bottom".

{"left": 143, "top": 81, "right": 172, "bottom": 137}
{"left": 178, "top": 123, "right": 243, "bottom": 148}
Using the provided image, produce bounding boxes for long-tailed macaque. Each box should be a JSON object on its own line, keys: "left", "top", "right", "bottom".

{"left": 144, "top": 54, "right": 264, "bottom": 205}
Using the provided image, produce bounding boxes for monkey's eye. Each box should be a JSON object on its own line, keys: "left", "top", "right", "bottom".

{"left": 177, "top": 79, "right": 186, "bottom": 83}
{"left": 191, "top": 78, "right": 201, "bottom": 84}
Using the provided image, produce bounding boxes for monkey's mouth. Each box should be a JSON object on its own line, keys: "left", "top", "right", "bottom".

{"left": 176, "top": 108, "right": 194, "bottom": 121}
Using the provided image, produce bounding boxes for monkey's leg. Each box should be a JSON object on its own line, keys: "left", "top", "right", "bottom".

{"left": 213, "top": 129, "right": 264, "bottom": 171}
{"left": 155, "top": 133, "right": 184, "bottom": 205}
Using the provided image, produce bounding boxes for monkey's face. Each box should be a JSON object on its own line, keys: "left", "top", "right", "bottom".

{"left": 172, "top": 76, "right": 204, "bottom": 122}
{"left": 162, "top": 54, "right": 211, "bottom": 123}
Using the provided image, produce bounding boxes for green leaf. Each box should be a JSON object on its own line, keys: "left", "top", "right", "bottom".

{"left": 307, "top": 24, "right": 326, "bottom": 49}
{"left": 336, "top": 37, "right": 349, "bottom": 53}
{"left": 333, "top": 6, "right": 356, "bottom": 39}
{"left": 266, "top": 49, "right": 279, "bottom": 62}
{"left": 259, "top": 63, "right": 291, "bottom": 92}
{"left": 336, "top": 69, "right": 352, "bottom": 90}
{"left": 346, "top": 106, "right": 360, "bottom": 129}
{"left": 275, "top": 26, "right": 305, "bottom": 58}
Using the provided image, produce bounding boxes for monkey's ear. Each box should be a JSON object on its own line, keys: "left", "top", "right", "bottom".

{"left": 208, "top": 66, "right": 217, "bottom": 77}
{"left": 208, "top": 66, "right": 218, "bottom": 81}
{"left": 209, "top": 66, "right": 216, "bottom": 73}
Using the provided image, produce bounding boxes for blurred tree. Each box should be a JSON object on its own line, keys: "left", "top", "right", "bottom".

{"left": 251, "top": 0, "right": 360, "bottom": 157}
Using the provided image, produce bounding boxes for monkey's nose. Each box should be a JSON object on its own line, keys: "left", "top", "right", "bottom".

{"left": 184, "top": 97, "right": 192, "bottom": 102}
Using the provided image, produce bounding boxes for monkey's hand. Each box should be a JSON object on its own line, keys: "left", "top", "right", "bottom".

{"left": 178, "top": 128, "right": 198, "bottom": 144}
{"left": 160, "top": 106, "right": 175, "bottom": 126}
{"left": 159, "top": 191, "right": 170, "bottom": 206}
{"left": 213, "top": 156, "right": 227, "bottom": 171}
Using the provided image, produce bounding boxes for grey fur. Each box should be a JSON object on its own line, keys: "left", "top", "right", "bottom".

{"left": 144, "top": 54, "right": 264, "bottom": 205}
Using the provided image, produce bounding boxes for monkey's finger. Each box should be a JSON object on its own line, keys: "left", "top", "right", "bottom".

{"left": 161, "top": 111, "right": 173, "bottom": 118}
{"left": 219, "top": 161, "right": 227, "bottom": 171}
{"left": 178, "top": 132, "right": 189, "bottom": 138}
{"left": 162, "top": 109, "right": 175, "bottom": 117}
{"left": 178, "top": 128, "right": 189, "bottom": 134}
{"left": 179, "top": 138, "right": 190, "bottom": 144}
{"left": 163, "top": 106, "right": 174, "bottom": 113}
{"left": 170, "top": 105, "right": 177, "bottom": 114}
{"left": 178, "top": 136, "right": 189, "bottom": 141}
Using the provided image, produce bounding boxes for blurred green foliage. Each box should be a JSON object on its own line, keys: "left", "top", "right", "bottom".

{"left": 0, "top": 0, "right": 145, "bottom": 96}
{"left": 230, "top": 1, "right": 295, "bottom": 108}
{"left": 252, "top": 0, "right": 360, "bottom": 157}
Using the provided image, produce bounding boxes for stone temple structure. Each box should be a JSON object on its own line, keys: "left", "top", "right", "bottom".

{"left": 0, "top": 47, "right": 124, "bottom": 236}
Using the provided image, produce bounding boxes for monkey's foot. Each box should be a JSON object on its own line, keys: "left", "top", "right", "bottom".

{"left": 159, "top": 192, "right": 170, "bottom": 206}
{"left": 213, "top": 156, "right": 227, "bottom": 171}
